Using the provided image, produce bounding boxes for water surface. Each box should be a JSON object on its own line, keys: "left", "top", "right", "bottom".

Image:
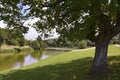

{"left": 0, "top": 49, "right": 67, "bottom": 70}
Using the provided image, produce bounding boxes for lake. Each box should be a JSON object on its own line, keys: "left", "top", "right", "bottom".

{"left": 0, "top": 49, "right": 68, "bottom": 71}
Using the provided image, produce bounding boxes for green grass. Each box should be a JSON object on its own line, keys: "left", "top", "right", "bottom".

{"left": 0, "top": 45, "right": 120, "bottom": 80}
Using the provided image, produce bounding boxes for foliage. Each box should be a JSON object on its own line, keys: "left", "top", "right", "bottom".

{"left": 21, "top": 0, "right": 120, "bottom": 41}
{"left": 0, "top": 0, "right": 28, "bottom": 33}
{"left": 45, "top": 38, "right": 93, "bottom": 48}
{"left": 18, "top": 40, "right": 25, "bottom": 47}
{"left": 0, "top": 0, "right": 29, "bottom": 50}
{"left": 0, "top": 28, "right": 26, "bottom": 47}
{"left": 30, "top": 39, "right": 44, "bottom": 51}
{"left": 30, "top": 40, "right": 41, "bottom": 50}
{"left": 110, "top": 33, "right": 120, "bottom": 44}
{"left": 78, "top": 40, "right": 87, "bottom": 49}
{"left": 0, "top": 45, "right": 120, "bottom": 80}
{"left": 0, "top": 34, "right": 3, "bottom": 49}
{"left": 45, "top": 39, "right": 57, "bottom": 47}
{"left": 0, "top": 0, "right": 120, "bottom": 75}
{"left": 37, "top": 36, "right": 45, "bottom": 50}
{"left": 20, "top": 1, "right": 120, "bottom": 74}
{"left": 86, "top": 40, "right": 95, "bottom": 47}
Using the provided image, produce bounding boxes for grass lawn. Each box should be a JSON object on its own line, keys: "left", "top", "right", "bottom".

{"left": 0, "top": 45, "right": 120, "bottom": 80}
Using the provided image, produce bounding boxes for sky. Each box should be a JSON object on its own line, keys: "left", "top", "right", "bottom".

{"left": 0, "top": 19, "right": 59, "bottom": 40}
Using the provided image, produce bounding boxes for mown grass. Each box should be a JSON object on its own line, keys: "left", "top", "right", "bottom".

{"left": 0, "top": 45, "right": 120, "bottom": 80}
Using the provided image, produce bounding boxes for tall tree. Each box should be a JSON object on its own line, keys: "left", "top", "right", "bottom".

{"left": 22, "top": 0, "right": 120, "bottom": 75}
{"left": 0, "top": 0, "right": 120, "bottom": 75}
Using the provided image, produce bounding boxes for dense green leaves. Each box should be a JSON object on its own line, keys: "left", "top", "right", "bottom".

{"left": 0, "top": 34, "right": 3, "bottom": 49}
{"left": 0, "top": 0, "right": 120, "bottom": 42}
{"left": 0, "top": 0, "right": 120, "bottom": 41}
{"left": 0, "top": 28, "right": 25, "bottom": 46}
{"left": 20, "top": 0, "right": 119, "bottom": 42}
{"left": 0, "top": 0, "right": 28, "bottom": 34}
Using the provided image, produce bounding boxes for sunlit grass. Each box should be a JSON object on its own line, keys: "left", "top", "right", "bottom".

{"left": 0, "top": 45, "right": 120, "bottom": 80}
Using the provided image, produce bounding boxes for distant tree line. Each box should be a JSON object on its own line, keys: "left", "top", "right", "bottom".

{"left": 30, "top": 35, "right": 120, "bottom": 50}
{"left": 29, "top": 36, "right": 95, "bottom": 50}
{"left": 44, "top": 38, "right": 95, "bottom": 49}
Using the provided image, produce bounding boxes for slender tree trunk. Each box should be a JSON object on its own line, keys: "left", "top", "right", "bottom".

{"left": 89, "top": 35, "right": 111, "bottom": 75}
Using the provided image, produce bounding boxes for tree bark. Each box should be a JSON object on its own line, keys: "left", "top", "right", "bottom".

{"left": 88, "top": 13, "right": 120, "bottom": 75}
{"left": 89, "top": 34, "right": 111, "bottom": 75}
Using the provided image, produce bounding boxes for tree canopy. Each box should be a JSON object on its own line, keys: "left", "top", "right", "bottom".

{"left": 21, "top": 0, "right": 120, "bottom": 41}
{"left": 0, "top": 0, "right": 28, "bottom": 33}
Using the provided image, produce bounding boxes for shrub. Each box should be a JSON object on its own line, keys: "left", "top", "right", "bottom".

{"left": 78, "top": 40, "right": 87, "bottom": 49}
{"left": 30, "top": 41, "right": 40, "bottom": 50}
{"left": 86, "top": 40, "right": 95, "bottom": 47}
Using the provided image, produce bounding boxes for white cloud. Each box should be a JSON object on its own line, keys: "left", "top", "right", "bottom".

{"left": 0, "top": 21, "right": 7, "bottom": 28}
{"left": 23, "top": 18, "right": 39, "bottom": 40}
{"left": 24, "top": 27, "right": 39, "bottom": 40}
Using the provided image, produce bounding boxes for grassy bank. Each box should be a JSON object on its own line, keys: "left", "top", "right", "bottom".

{"left": 0, "top": 45, "right": 120, "bottom": 80}
{"left": 0, "top": 48, "right": 32, "bottom": 54}
{"left": 0, "top": 45, "right": 32, "bottom": 54}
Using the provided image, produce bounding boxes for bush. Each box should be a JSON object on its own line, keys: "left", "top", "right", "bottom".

{"left": 86, "top": 40, "right": 95, "bottom": 47}
{"left": 78, "top": 40, "right": 87, "bottom": 49}
{"left": 30, "top": 41, "right": 40, "bottom": 50}
{"left": 110, "top": 33, "right": 120, "bottom": 44}
{"left": 110, "top": 39, "right": 120, "bottom": 44}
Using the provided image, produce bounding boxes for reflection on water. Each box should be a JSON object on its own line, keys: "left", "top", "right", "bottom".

{"left": 13, "top": 54, "right": 40, "bottom": 68}
{"left": 0, "top": 49, "right": 67, "bottom": 70}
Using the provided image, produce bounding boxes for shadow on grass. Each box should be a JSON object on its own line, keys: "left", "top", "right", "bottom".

{"left": 0, "top": 56, "right": 120, "bottom": 80}
{"left": 0, "top": 57, "right": 93, "bottom": 80}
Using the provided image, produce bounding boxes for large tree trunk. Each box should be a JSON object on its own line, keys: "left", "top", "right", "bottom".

{"left": 89, "top": 34, "right": 111, "bottom": 75}
{"left": 89, "top": 13, "right": 120, "bottom": 75}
